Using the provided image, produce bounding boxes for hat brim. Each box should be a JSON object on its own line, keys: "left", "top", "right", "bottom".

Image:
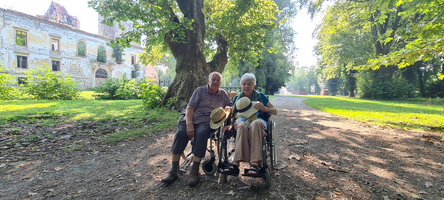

{"left": 235, "top": 101, "right": 259, "bottom": 119}
{"left": 210, "top": 110, "right": 229, "bottom": 129}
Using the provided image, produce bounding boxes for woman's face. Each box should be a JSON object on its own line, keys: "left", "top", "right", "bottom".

{"left": 241, "top": 79, "right": 255, "bottom": 96}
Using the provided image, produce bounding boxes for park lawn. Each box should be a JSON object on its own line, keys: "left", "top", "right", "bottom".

{"left": 0, "top": 99, "right": 180, "bottom": 143}
{"left": 288, "top": 95, "right": 444, "bottom": 132}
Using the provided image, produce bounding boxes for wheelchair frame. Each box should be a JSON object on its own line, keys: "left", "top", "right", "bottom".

{"left": 218, "top": 113, "right": 277, "bottom": 188}
{"left": 176, "top": 110, "right": 277, "bottom": 188}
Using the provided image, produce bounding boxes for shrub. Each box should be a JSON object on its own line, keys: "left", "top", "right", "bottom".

{"left": 0, "top": 63, "right": 20, "bottom": 100}
{"left": 139, "top": 80, "right": 166, "bottom": 109}
{"left": 357, "top": 71, "right": 414, "bottom": 99}
{"left": 92, "top": 73, "right": 141, "bottom": 100}
{"left": 22, "top": 66, "right": 80, "bottom": 100}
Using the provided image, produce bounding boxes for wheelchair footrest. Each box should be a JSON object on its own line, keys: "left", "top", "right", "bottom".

{"left": 242, "top": 168, "right": 262, "bottom": 177}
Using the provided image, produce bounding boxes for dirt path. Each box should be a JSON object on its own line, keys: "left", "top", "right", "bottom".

{"left": 1, "top": 96, "right": 444, "bottom": 200}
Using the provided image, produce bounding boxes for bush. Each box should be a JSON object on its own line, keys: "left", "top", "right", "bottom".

{"left": 92, "top": 73, "right": 141, "bottom": 100}
{"left": 357, "top": 71, "right": 414, "bottom": 99}
{"left": 139, "top": 80, "right": 166, "bottom": 109}
{"left": 22, "top": 66, "right": 80, "bottom": 100}
{"left": 0, "top": 63, "right": 20, "bottom": 100}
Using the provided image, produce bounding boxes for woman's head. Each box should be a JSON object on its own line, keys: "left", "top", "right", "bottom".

{"left": 240, "top": 73, "right": 256, "bottom": 96}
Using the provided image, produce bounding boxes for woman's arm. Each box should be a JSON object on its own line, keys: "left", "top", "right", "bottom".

{"left": 254, "top": 101, "right": 277, "bottom": 115}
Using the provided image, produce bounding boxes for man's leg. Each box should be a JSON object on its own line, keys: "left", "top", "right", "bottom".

{"left": 161, "top": 120, "right": 189, "bottom": 183}
{"left": 188, "top": 123, "right": 211, "bottom": 186}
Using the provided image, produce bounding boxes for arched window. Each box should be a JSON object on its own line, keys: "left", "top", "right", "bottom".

{"left": 95, "top": 69, "right": 108, "bottom": 78}
{"left": 77, "top": 42, "right": 85, "bottom": 56}
{"left": 97, "top": 46, "right": 106, "bottom": 63}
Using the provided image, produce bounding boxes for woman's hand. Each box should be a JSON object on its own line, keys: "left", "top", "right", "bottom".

{"left": 186, "top": 124, "right": 194, "bottom": 139}
{"left": 254, "top": 102, "right": 266, "bottom": 111}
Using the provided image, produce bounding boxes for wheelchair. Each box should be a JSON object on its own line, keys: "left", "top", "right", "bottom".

{"left": 217, "top": 112, "right": 277, "bottom": 188}
{"left": 177, "top": 114, "right": 223, "bottom": 176}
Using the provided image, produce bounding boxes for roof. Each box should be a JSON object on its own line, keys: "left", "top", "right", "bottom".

{"left": 145, "top": 64, "right": 158, "bottom": 77}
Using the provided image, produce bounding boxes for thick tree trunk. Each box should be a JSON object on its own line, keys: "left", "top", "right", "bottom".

{"left": 161, "top": 0, "right": 228, "bottom": 111}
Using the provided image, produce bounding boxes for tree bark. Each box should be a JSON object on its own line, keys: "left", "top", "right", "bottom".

{"left": 161, "top": 0, "right": 228, "bottom": 111}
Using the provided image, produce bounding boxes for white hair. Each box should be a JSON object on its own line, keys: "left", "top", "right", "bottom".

{"left": 208, "top": 71, "right": 222, "bottom": 80}
{"left": 240, "top": 73, "right": 256, "bottom": 85}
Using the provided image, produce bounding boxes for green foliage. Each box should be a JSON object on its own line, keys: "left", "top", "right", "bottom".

{"left": 111, "top": 42, "right": 125, "bottom": 63}
{"left": 0, "top": 63, "right": 19, "bottom": 100}
{"left": 89, "top": 0, "right": 280, "bottom": 69}
{"left": 139, "top": 80, "right": 166, "bottom": 109}
{"left": 357, "top": 71, "right": 414, "bottom": 99}
{"left": 236, "top": 0, "right": 297, "bottom": 95}
{"left": 92, "top": 73, "right": 141, "bottom": 100}
{"left": 22, "top": 66, "right": 80, "bottom": 100}
{"left": 287, "top": 66, "right": 318, "bottom": 93}
{"left": 131, "top": 63, "right": 141, "bottom": 78}
{"left": 97, "top": 47, "right": 106, "bottom": 63}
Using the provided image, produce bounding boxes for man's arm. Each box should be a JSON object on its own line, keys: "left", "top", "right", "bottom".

{"left": 185, "top": 106, "right": 196, "bottom": 139}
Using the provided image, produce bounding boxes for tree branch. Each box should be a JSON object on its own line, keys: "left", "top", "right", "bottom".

{"left": 208, "top": 35, "right": 228, "bottom": 73}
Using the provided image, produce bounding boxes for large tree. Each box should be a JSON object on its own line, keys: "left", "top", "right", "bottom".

{"left": 89, "top": 0, "right": 280, "bottom": 110}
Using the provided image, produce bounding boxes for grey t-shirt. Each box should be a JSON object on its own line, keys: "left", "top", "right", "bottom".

{"left": 188, "top": 85, "right": 233, "bottom": 125}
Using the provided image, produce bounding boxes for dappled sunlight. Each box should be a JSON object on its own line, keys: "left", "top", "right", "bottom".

{"left": 368, "top": 166, "right": 396, "bottom": 179}
{"left": 0, "top": 102, "right": 57, "bottom": 112}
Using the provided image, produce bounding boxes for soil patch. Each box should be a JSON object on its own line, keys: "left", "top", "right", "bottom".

{"left": 1, "top": 96, "right": 443, "bottom": 199}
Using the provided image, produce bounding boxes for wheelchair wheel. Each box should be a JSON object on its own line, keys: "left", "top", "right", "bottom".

{"left": 202, "top": 159, "right": 217, "bottom": 176}
{"left": 268, "top": 121, "right": 277, "bottom": 170}
{"left": 264, "top": 167, "right": 271, "bottom": 188}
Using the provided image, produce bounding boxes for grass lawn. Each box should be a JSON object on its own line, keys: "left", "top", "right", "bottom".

{"left": 0, "top": 99, "right": 180, "bottom": 143}
{"left": 283, "top": 95, "right": 444, "bottom": 133}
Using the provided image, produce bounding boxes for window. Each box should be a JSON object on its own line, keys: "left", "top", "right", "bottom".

{"left": 52, "top": 60, "right": 60, "bottom": 71}
{"left": 95, "top": 69, "right": 107, "bottom": 78}
{"left": 18, "top": 77, "right": 27, "bottom": 85}
{"left": 17, "top": 56, "right": 27, "bottom": 68}
{"left": 131, "top": 56, "right": 136, "bottom": 65}
{"left": 77, "top": 42, "right": 85, "bottom": 56}
{"left": 97, "top": 47, "right": 106, "bottom": 63}
{"left": 51, "top": 38, "right": 59, "bottom": 51}
{"left": 16, "top": 30, "right": 27, "bottom": 46}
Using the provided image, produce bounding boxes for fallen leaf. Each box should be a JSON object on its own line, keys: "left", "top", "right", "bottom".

{"left": 227, "top": 190, "right": 235, "bottom": 196}
{"left": 54, "top": 167, "right": 62, "bottom": 171}
{"left": 425, "top": 181, "right": 433, "bottom": 188}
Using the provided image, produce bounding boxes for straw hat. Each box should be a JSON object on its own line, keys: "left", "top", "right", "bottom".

{"left": 210, "top": 107, "right": 230, "bottom": 129}
{"left": 235, "top": 97, "right": 259, "bottom": 119}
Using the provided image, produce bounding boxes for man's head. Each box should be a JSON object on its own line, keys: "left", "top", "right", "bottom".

{"left": 208, "top": 72, "right": 222, "bottom": 92}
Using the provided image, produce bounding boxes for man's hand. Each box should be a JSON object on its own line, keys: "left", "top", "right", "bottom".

{"left": 186, "top": 124, "right": 194, "bottom": 139}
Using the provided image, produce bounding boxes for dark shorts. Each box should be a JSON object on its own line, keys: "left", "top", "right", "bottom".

{"left": 171, "top": 119, "right": 211, "bottom": 158}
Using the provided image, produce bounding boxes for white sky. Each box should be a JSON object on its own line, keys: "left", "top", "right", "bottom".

{"left": 0, "top": 0, "right": 321, "bottom": 68}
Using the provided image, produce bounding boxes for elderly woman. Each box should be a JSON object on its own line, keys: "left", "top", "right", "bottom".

{"left": 222, "top": 73, "right": 277, "bottom": 176}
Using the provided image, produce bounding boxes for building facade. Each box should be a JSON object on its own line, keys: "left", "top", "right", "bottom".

{"left": 0, "top": 4, "right": 148, "bottom": 90}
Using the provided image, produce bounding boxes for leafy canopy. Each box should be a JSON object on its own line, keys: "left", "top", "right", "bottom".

{"left": 89, "top": 0, "right": 280, "bottom": 68}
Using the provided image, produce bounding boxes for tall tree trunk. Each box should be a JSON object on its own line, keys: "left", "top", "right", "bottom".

{"left": 415, "top": 62, "right": 425, "bottom": 97}
{"left": 161, "top": 0, "right": 228, "bottom": 111}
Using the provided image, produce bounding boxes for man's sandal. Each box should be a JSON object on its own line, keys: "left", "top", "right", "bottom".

{"left": 221, "top": 164, "right": 239, "bottom": 176}
{"left": 243, "top": 164, "right": 261, "bottom": 177}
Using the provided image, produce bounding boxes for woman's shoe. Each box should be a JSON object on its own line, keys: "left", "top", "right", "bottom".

{"left": 221, "top": 164, "right": 239, "bottom": 176}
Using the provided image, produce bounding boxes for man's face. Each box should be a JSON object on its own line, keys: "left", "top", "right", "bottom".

{"left": 208, "top": 74, "right": 222, "bottom": 90}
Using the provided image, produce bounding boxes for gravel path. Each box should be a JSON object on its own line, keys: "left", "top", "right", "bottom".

{"left": 1, "top": 96, "right": 443, "bottom": 200}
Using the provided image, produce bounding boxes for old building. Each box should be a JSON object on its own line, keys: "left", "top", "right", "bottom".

{"left": 0, "top": 2, "right": 153, "bottom": 89}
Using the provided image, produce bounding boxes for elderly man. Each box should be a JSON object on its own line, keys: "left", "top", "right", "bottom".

{"left": 161, "top": 72, "right": 232, "bottom": 186}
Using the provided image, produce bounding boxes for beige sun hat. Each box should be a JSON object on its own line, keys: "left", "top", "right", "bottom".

{"left": 235, "top": 97, "right": 259, "bottom": 119}
{"left": 210, "top": 107, "right": 230, "bottom": 129}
